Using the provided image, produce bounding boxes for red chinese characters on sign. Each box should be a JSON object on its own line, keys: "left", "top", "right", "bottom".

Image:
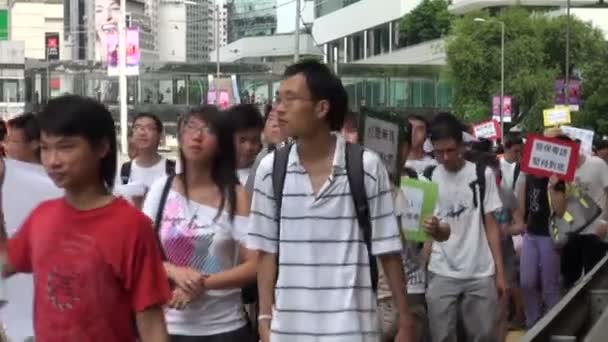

{"left": 520, "top": 134, "right": 580, "bottom": 182}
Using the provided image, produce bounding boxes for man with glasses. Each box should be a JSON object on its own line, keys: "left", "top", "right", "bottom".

{"left": 118, "top": 113, "right": 175, "bottom": 206}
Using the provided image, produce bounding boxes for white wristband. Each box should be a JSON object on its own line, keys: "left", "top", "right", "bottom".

{"left": 258, "top": 314, "right": 272, "bottom": 321}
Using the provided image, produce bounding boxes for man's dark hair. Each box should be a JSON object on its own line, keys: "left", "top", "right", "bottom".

{"left": 429, "top": 112, "right": 465, "bottom": 143}
{"left": 38, "top": 95, "right": 117, "bottom": 190}
{"left": 225, "top": 104, "right": 264, "bottom": 132}
{"left": 284, "top": 59, "right": 348, "bottom": 131}
{"left": 133, "top": 112, "right": 163, "bottom": 133}
{"left": 8, "top": 112, "right": 40, "bottom": 143}
{"left": 504, "top": 132, "right": 524, "bottom": 149}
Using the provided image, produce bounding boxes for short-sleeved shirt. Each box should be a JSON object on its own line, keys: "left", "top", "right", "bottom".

{"left": 247, "top": 135, "right": 402, "bottom": 342}
{"left": 428, "top": 161, "right": 503, "bottom": 279}
{"left": 143, "top": 177, "right": 250, "bottom": 336}
{"left": 7, "top": 197, "right": 171, "bottom": 342}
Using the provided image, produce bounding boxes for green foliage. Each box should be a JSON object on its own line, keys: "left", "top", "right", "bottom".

{"left": 446, "top": 7, "right": 608, "bottom": 134}
{"left": 400, "top": 0, "right": 453, "bottom": 46}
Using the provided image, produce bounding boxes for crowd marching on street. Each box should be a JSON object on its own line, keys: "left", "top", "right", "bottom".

{"left": 0, "top": 60, "right": 607, "bottom": 342}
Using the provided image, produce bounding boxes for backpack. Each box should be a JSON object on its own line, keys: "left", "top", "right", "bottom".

{"left": 423, "top": 163, "right": 487, "bottom": 222}
{"left": 271, "top": 142, "right": 379, "bottom": 292}
{"left": 120, "top": 159, "right": 176, "bottom": 185}
{"left": 512, "top": 163, "right": 520, "bottom": 190}
{"left": 549, "top": 184, "right": 602, "bottom": 248}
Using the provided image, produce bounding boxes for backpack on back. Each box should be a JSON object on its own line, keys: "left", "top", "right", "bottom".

{"left": 271, "top": 142, "right": 379, "bottom": 292}
{"left": 120, "top": 159, "right": 177, "bottom": 185}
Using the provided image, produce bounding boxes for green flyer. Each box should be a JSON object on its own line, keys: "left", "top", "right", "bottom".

{"left": 399, "top": 177, "right": 439, "bottom": 242}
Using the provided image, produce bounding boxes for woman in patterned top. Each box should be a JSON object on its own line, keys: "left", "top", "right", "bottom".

{"left": 143, "top": 106, "right": 257, "bottom": 342}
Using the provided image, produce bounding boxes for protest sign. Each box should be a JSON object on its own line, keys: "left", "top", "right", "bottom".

{"left": 543, "top": 106, "right": 571, "bottom": 127}
{"left": 360, "top": 108, "right": 405, "bottom": 178}
{"left": 520, "top": 134, "right": 580, "bottom": 182}
{"left": 1, "top": 159, "right": 62, "bottom": 341}
{"left": 473, "top": 120, "right": 501, "bottom": 141}
{"left": 399, "top": 178, "right": 439, "bottom": 242}
{"left": 561, "top": 126, "right": 594, "bottom": 155}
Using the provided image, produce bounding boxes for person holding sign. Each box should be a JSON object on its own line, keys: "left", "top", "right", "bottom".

{"left": 0, "top": 95, "right": 171, "bottom": 342}
{"left": 377, "top": 120, "right": 450, "bottom": 342}
{"left": 425, "top": 113, "right": 505, "bottom": 342}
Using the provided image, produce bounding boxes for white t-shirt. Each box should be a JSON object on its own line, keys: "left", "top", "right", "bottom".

{"left": 405, "top": 156, "right": 437, "bottom": 176}
{"left": 429, "top": 161, "right": 502, "bottom": 279}
{"left": 499, "top": 158, "right": 519, "bottom": 191}
{"left": 143, "top": 176, "right": 249, "bottom": 336}
{"left": 574, "top": 155, "right": 608, "bottom": 213}
{"left": 128, "top": 158, "right": 169, "bottom": 189}
{"left": 237, "top": 168, "right": 250, "bottom": 186}
{"left": 1, "top": 159, "right": 62, "bottom": 341}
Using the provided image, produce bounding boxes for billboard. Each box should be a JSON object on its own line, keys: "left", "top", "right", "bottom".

{"left": 554, "top": 79, "right": 581, "bottom": 111}
{"left": 492, "top": 95, "right": 512, "bottom": 123}
{"left": 45, "top": 33, "right": 60, "bottom": 61}
{"left": 0, "top": 9, "right": 8, "bottom": 41}
{"left": 95, "top": 0, "right": 120, "bottom": 62}
{"left": 107, "top": 27, "right": 140, "bottom": 76}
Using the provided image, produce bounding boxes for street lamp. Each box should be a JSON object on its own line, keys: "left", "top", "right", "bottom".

{"left": 475, "top": 17, "right": 505, "bottom": 141}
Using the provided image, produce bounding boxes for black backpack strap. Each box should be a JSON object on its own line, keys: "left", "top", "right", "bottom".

{"left": 154, "top": 175, "right": 175, "bottom": 261}
{"left": 345, "top": 143, "right": 378, "bottom": 293}
{"left": 423, "top": 165, "right": 437, "bottom": 181}
{"left": 120, "top": 161, "right": 132, "bottom": 185}
{"left": 476, "top": 163, "right": 487, "bottom": 224}
{"left": 513, "top": 163, "right": 520, "bottom": 190}
{"left": 165, "top": 159, "right": 176, "bottom": 176}
{"left": 272, "top": 144, "right": 293, "bottom": 285}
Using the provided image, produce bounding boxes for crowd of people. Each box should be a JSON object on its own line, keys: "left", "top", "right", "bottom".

{"left": 0, "top": 59, "right": 606, "bottom": 342}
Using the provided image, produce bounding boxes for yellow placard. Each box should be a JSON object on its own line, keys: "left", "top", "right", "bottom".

{"left": 543, "top": 107, "right": 571, "bottom": 127}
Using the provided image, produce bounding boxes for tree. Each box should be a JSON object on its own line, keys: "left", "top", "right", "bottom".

{"left": 446, "top": 7, "right": 608, "bottom": 133}
{"left": 400, "top": 0, "right": 453, "bottom": 47}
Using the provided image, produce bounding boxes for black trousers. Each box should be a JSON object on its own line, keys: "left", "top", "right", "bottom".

{"left": 170, "top": 326, "right": 255, "bottom": 342}
{"left": 561, "top": 234, "right": 608, "bottom": 289}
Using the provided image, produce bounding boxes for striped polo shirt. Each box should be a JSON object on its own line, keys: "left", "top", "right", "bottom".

{"left": 247, "top": 135, "right": 402, "bottom": 342}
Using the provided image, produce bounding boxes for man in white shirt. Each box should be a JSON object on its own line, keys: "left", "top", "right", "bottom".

{"left": 6, "top": 113, "right": 40, "bottom": 164}
{"left": 117, "top": 113, "right": 175, "bottom": 207}
{"left": 226, "top": 104, "right": 263, "bottom": 185}
{"left": 248, "top": 60, "right": 415, "bottom": 342}
{"left": 499, "top": 133, "right": 523, "bottom": 191}
{"left": 405, "top": 115, "right": 436, "bottom": 175}
{"left": 425, "top": 113, "right": 505, "bottom": 342}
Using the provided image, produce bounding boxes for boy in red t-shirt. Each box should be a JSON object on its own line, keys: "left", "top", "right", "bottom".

{"left": 0, "top": 95, "right": 171, "bottom": 342}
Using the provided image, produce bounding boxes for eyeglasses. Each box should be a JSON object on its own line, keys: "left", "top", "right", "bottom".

{"left": 132, "top": 124, "right": 158, "bottom": 133}
{"left": 183, "top": 122, "right": 214, "bottom": 137}
{"left": 275, "top": 95, "right": 313, "bottom": 108}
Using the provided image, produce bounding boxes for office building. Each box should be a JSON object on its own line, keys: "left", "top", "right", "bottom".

{"left": 159, "top": 0, "right": 213, "bottom": 62}
{"left": 227, "top": 0, "right": 276, "bottom": 43}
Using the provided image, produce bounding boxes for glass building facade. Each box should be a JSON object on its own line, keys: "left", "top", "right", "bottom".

{"left": 314, "top": 0, "right": 361, "bottom": 18}
{"left": 186, "top": 0, "right": 213, "bottom": 62}
{"left": 228, "top": 0, "right": 277, "bottom": 43}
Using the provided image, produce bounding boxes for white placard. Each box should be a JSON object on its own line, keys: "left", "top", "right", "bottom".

{"left": 474, "top": 121, "right": 498, "bottom": 140}
{"left": 561, "top": 126, "right": 594, "bottom": 155}
{"left": 401, "top": 186, "right": 424, "bottom": 231}
{"left": 1, "top": 159, "right": 62, "bottom": 341}
{"left": 529, "top": 139, "right": 572, "bottom": 175}
{"left": 364, "top": 116, "right": 400, "bottom": 175}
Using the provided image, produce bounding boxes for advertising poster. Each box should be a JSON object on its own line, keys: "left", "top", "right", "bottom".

{"left": 45, "top": 32, "right": 60, "bottom": 61}
{"left": 107, "top": 27, "right": 140, "bottom": 77}
{"left": 555, "top": 79, "right": 581, "bottom": 111}
{"left": 492, "top": 95, "right": 512, "bottom": 123}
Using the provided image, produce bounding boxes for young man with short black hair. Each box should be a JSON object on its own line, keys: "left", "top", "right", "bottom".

{"left": 500, "top": 133, "right": 524, "bottom": 190}
{"left": 118, "top": 113, "right": 175, "bottom": 207}
{"left": 248, "top": 60, "right": 415, "bottom": 342}
{"left": 425, "top": 113, "right": 505, "bottom": 342}
{"left": 226, "top": 104, "right": 264, "bottom": 185}
{"left": 6, "top": 113, "right": 40, "bottom": 164}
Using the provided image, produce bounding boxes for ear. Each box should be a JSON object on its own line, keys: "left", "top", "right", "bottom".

{"left": 315, "top": 99, "right": 330, "bottom": 122}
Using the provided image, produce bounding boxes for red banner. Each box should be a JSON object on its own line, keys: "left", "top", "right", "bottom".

{"left": 520, "top": 134, "right": 580, "bottom": 182}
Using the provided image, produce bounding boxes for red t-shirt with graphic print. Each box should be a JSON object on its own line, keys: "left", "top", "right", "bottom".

{"left": 7, "top": 197, "right": 171, "bottom": 342}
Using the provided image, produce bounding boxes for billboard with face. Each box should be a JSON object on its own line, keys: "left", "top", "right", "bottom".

{"left": 95, "top": 0, "right": 120, "bottom": 62}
